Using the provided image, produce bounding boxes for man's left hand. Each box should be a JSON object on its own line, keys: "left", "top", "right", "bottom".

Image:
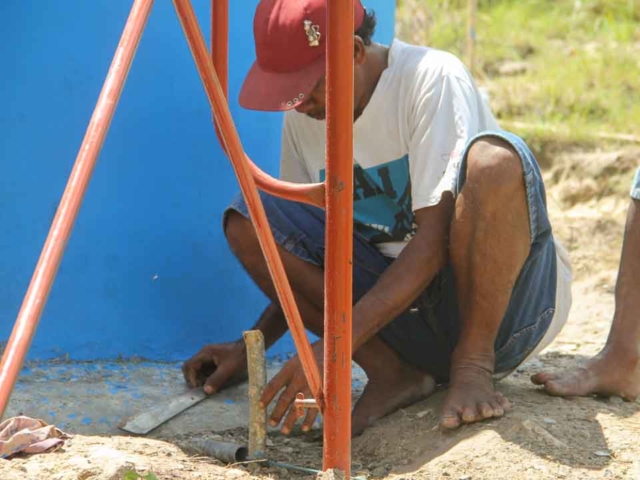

{"left": 261, "top": 341, "right": 324, "bottom": 435}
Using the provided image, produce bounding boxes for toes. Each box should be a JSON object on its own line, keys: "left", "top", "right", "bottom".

{"left": 461, "top": 406, "right": 477, "bottom": 423}
{"left": 496, "top": 392, "right": 511, "bottom": 410}
{"left": 440, "top": 412, "right": 462, "bottom": 430}
{"left": 479, "top": 402, "right": 494, "bottom": 419}
{"left": 490, "top": 400, "right": 504, "bottom": 417}
{"left": 531, "top": 372, "right": 555, "bottom": 385}
{"left": 544, "top": 380, "right": 570, "bottom": 396}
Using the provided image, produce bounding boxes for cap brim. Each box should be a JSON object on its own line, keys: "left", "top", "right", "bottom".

{"left": 239, "top": 54, "right": 326, "bottom": 112}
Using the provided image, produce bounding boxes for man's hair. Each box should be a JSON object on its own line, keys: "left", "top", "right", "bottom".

{"left": 355, "top": 9, "right": 377, "bottom": 45}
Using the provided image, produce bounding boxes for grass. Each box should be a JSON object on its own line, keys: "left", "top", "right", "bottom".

{"left": 395, "top": 0, "right": 640, "bottom": 148}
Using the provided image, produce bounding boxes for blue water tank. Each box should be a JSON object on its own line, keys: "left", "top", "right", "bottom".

{"left": 0, "top": 1, "right": 396, "bottom": 361}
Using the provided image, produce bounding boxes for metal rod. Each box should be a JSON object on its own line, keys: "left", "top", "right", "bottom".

{"left": 0, "top": 0, "right": 155, "bottom": 419}
{"left": 184, "top": 438, "right": 248, "bottom": 464}
{"left": 323, "top": 0, "right": 355, "bottom": 475}
{"left": 266, "top": 460, "right": 367, "bottom": 480}
{"left": 210, "top": 0, "right": 325, "bottom": 208}
{"left": 243, "top": 330, "right": 267, "bottom": 460}
{"left": 172, "top": 0, "right": 324, "bottom": 408}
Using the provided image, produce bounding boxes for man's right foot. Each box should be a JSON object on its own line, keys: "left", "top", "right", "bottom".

{"left": 531, "top": 349, "right": 640, "bottom": 401}
{"left": 351, "top": 366, "right": 436, "bottom": 437}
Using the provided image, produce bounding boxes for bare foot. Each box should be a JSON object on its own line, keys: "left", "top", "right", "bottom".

{"left": 351, "top": 366, "right": 436, "bottom": 437}
{"left": 531, "top": 349, "right": 640, "bottom": 401}
{"left": 440, "top": 364, "right": 510, "bottom": 430}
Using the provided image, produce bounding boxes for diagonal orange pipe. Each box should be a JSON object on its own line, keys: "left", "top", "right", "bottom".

{"left": 323, "top": 0, "right": 354, "bottom": 474}
{"left": 0, "top": 0, "right": 155, "bottom": 418}
{"left": 172, "top": 0, "right": 324, "bottom": 407}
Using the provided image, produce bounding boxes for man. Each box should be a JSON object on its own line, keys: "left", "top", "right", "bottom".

{"left": 532, "top": 168, "right": 640, "bottom": 400}
{"left": 182, "top": 0, "right": 573, "bottom": 436}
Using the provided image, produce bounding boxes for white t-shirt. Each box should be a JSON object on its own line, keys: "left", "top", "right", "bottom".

{"left": 279, "top": 39, "right": 573, "bottom": 367}
{"left": 280, "top": 39, "right": 500, "bottom": 258}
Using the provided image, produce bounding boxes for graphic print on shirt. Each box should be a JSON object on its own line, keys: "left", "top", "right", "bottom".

{"left": 320, "top": 155, "right": 417, "bottom": 244}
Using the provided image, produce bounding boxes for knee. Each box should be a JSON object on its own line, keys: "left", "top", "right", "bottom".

{"left": 463, "top": 138, "right": 524, "bottom": 200}
{"left": 224, "top": 211, "right": 258, "bottom": 258}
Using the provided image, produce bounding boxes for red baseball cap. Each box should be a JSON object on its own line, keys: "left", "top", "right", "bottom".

{"left": 239, "top": 0, "right": 366, "bottom": 112}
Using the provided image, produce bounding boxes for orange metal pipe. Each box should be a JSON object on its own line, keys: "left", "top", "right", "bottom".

{"left": 210, "top": 0, "right": 228, "bottom": 138}
{"left": 323, "top": 0, "right": 355, "bottom": 474}
{"left": 0, "top": 0, "right": 155, "bottom": 419}
{"left": 173, "top": 0, "right": 324, "bottom": 406}
{"left": 210, "top": 0, "right": 325, "bottom": 208}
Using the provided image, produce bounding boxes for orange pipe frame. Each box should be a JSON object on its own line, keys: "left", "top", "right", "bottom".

{"left": 323, "top": 1, "right": 355, "bottom": 473}
{"left": 210, "top": 1, "right": 325, "bottom": 209}
{"left": 173, "top": 0, "right": 326, "bottom": 406}
{"left": 208, "top": 0, "right": 354, "bottom": 473}
{"left": 0, "top": 0, "right": 354, "bottom": 474}
{"left": 0, "top": 0, "right": 156, "bottom": 417}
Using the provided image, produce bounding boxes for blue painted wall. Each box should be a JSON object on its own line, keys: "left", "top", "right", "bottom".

{"left": 0, "top": 1, "right": 396, "bottom": 362}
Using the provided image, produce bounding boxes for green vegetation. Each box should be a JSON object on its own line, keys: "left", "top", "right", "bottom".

{"left": 396, "top": 0, "right": 640, "bottom": 147}
{"left": 124, "top": 471, "right": 159, "bottom": 480}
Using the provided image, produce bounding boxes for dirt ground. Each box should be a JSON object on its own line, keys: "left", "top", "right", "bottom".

{"left": 2, "top": 149, "right": 639, "bottom": 479}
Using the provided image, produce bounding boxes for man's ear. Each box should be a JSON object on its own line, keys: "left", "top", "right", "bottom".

{"left": 354, "top": 36, "right": 366, "bottom": 65}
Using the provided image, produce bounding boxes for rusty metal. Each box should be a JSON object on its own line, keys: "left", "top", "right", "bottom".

{"left": 323, "top": 0, "right": 355, "bottom": 475}
{"left": 173, "top": 0, "right": 324, "bottom": 407}
{"left": 243, "top": 330, "right": 267, "bottom": 460}
{"left": 0, "top": 0, "right": 155, "bottom": 419}
{"left": 184, "top": 438, "right": 248, "bottom": 463}
{"left": 294, "top": 392, "right": 320, "bottom": 417}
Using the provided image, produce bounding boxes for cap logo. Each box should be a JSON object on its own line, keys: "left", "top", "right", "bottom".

{"left": 303, "top": 20, "right": 321, "bottom": 47}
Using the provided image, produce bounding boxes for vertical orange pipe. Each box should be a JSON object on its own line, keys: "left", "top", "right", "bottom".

{"left": 0, "top": 0, "right": 155, "bottom": 418}
{"left": 211, "top": 0, "right": 228, "bottom": 98}
{"left": 323, "top": 0, "right": 354, "bottom": 474}
{"left": 172, "top": 0, "right": 324, "bottom": 406}
{"left": 211, "top": 0, "right": 228, "bottom": 147}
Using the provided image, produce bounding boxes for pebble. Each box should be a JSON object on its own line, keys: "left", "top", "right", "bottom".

{"left": 98, "top": 461, "right": 137, "bottom": 480}
{"left": 543, "top": 418, "right": 557, "bottom": 425}
{"left": 371, "top": 466, "right": 389, "bottom": 477}
{"left": 594, "top": 450, "right": 612, "bottom": 458}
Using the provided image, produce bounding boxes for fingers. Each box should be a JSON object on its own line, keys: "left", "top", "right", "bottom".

{"left": 301, "top": 409, "right": 319, "bottom": 432}
{"left": 272, "top": 388, "right": 318, "bottom": 434}
{"left": 182, "top": 357, "right": 203, "bottom": 388}
{"left": 203, "top": 361, "right": 234, "bottom": 395}
{"left": 269, "top": 385, "right": 297, "bottom": 428}
{"left": 280, "top": 403, "right": 300, "bottom": 435}
{"left": 261, "top": 368, "right": 289, "bottom": 408}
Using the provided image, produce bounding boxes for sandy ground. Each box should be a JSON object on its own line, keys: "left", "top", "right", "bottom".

{"left": 1, "top": 148, "right": 639, "bottom": 479}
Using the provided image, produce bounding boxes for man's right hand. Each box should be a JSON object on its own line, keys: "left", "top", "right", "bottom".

{"left": 182, "top": 341, "right": 248, "bottom": 395}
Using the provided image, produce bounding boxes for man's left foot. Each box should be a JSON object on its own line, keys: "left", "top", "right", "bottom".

{"left": 440, "top": 364, "right": 510, "bottom": 430}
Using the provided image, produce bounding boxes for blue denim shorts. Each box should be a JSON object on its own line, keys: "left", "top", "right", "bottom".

{"left": 224, "top": 131, "right": 558, "bottom": 382}
{"left": 631, "top": 168, "right": 640, "bottom": 201}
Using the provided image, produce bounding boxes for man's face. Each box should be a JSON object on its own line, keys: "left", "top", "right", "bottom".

{"left": 294, "top": 76, "right": 327, "bottom": 120}
{"left": 294, "top": 38, "right": 368, "bottom": 122}
{"left": 294, "top": 72, "right": 366, "bottom": 122}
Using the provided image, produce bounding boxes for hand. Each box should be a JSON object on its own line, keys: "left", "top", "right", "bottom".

{"left": 261, "top": 341, "right": 324, "bottom": 435}
{"left": 182, "top": 341, "right": 248, "bottom": 395}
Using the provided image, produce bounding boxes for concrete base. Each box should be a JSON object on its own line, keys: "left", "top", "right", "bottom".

{"left": 6, "top": 360, "right": 367, "bottom": 438}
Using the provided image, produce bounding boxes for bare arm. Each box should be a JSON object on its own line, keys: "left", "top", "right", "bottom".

{"left": 352, "top": 192, "right": 455, "bottom": 351}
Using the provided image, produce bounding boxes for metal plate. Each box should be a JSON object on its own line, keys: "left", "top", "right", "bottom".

{"left": 118, "top": 388, "right": 207, "bottom": 435}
